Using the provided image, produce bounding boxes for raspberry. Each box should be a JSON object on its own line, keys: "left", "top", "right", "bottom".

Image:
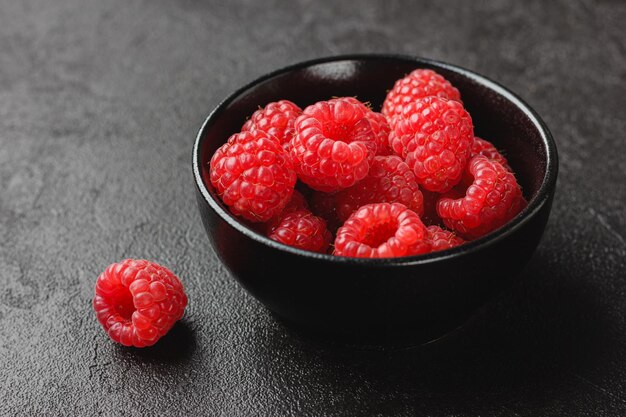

{"left": 267, "top": 210, "right": 332, "bottom": 253}
{"left": 281, "top": 189, "right": 309, "bottom": 214}
{"left": 364, "top": 109, "right": 392, "bottom": 155}
{"left": 369, "top": 111, "right": 392, "bottom": 155}
{"left": 471, "top": 136, "right": 511, "bottom": 171}
{"left": 334, "top": 155, "right": 424, "bottom": 222}
{"left": 459, "top": 136, "right": 512, "bottom": 188}
{"left": 421, "top": 189, "right": 443, "bottom": 226}
{"left": 93, "top": 259, "right": 187, "bottom": 348}
{"left": 390, "top": 96, "right": 474, "bottom": 193}
{"left": 290, "top": 97, "right": 378, "bottom": 192}
{"left": 382, "top": 69, "right": 461, "bottom": 125}
{"left": 265, "top": 189, "right": 309, "bottom": 233}
{"left": 241, "top": 100, "right": 302, "bottom": 151}
{"left": 425, "top": 225, "right": 465, "bottom": 252}
{"left": 339, "top": 98, "right": 391, "bottom": 156}
{"left": 309, "top": 190, "right": 341, "bottom": 232}
{"left": 334, "top": 203, "right": 428, "bottom": 258}
{"left": 437, "top": 155, "right": 524, "bottom": 239}
{"left": 210, "top": 130, "right": 297, "bottom": 222}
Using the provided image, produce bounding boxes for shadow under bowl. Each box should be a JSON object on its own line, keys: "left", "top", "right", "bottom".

{"left": 193, "top": 54, "right": 558, "bottom": 347}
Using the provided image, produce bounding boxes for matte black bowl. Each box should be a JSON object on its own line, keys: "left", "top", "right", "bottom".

{"left": 193, "top": 54, "right": 558, "bottom": 346}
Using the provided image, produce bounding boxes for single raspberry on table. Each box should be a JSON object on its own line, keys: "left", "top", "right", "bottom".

{"left": 425, "top": 225, "right": 465, "bottom": 252}
{"left": 437, "top": 155, "right": 524, "bottom": 239}
{"left": 390, "top": 96, "right": 474, "bottom": 193}
{"left": 334, "top": 155, "right": 424, "bottom": 222}
{"left": 93, "top": 259, "right": 187, "bottom": 348}
{"left": 210, "top": 130, "right": 297, "bottom": 222}
{"left": 290, "top": 97, "right": 378, "bottom": 192}
{"left": 334, "top": 203, "right": 428, "bottom": 258}
{"left": 267, "top": 210, "right": 332, "bottom": 253}
{"left": 241, "top": 100, "right": 302, "bottom": 151}
{"left": 382, "top": 69, "right": 461, "bottom": 126}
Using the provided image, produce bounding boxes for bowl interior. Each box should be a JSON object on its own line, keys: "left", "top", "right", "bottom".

{"left": 197, "top": 55, "right": 551, "bottom": 252}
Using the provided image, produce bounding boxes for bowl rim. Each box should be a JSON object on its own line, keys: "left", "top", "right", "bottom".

{"left": 193, "top": 53, "right": 558, "bottom": 266}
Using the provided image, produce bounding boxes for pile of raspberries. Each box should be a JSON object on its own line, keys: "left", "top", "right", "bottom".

{"left": 93, "top": 70, "right": 529, "bottom": 347}
{"left": 210, "top": 69, "right": 526, "bottom": 258}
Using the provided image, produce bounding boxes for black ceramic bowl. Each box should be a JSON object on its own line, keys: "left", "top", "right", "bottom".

{"left": 193, "top": 54, "right": 558, "bottom": 345}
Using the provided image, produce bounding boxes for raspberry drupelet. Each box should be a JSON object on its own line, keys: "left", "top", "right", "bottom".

{"left": 382, "top": 69, "right": 461, "bottom": 126}
{"left": 290, "top": 97, "right": 378, "bottom": 192}
{"left": 241, "top": 100, "right": 302, "bottom": 151}
{"left": 267, "top": 210, "right": 332, "bottom": 253}
{"left": 210, "top": 130, "right": 297, "bottom": 222}
{"left": 437, "top": 155, "right": 525, "bottom": 239}
{"left": 334, "top": 203, "right": 429, "bottom": 258}
{"left": 390, "top": 96, "right": 474, "bottom": 193}
{"left": 334, "top": 155, "right": 424, "bottom": 222}
{"left": 93, "top": 259, "right": 187, "bottom": 347}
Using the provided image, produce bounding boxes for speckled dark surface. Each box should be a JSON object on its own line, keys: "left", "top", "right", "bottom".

{"left": 1, "top": 0, "right": 625, "bottom": 415}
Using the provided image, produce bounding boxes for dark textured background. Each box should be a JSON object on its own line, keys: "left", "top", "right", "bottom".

{"left": 1, "top": 0, "right": 625, "bottom": 415}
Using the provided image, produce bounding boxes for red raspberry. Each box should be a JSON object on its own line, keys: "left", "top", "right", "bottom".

{"left": 339, "top": 98, "right": 391, "bottom": 156}
{"left": 336, "top": 97, "right": 392, "bottom": 155}
{"left": 382, "top": 69, "right": 461, "bottom": 125}
{"left": 267, "top": 210, "right": 332, "bottom": 253}
{"left": 281, "top": 189, "right": 309, "bottom": 214}
{"left": 241, "top": 100, "right": 302, "bottom": 151}
{"left": 367, "top": 110, "right": 392, "bottom": 155}
{"left": 334, "top": 203, "right": 428, "bottom": 258}
{"left": 471, "top": 136, "right": 511, "bottom": 171}
{"left": 210, "top": 130, "right": 297, "bottom": 222}
{"left": 309, "top": 190, "right": 341, "bottom": 232}
{"left": 458, "top": 136, "right": 512, "bottom": 188}
{"left": 437, "top": 155, "right": 524, "bottom": 239}
{"left": 264, "top": 189, "right": 310, "bottom": 234}
{"left": 93, "top": 259, "right": 187, "bottom": 348}
{"left": 425, "top": 225, "right": 465, "bottom": 252}
{"left": 290, "top": 97, "right": 378, "bottom": 192}
{"left": 421, "top": 189, "right": 443, "bottom": 226}
{"left": 390, "top": 96, "right": 474, "bottom": 193}
{"left": 334, "top": 155, "right": 424, "bottom": 222}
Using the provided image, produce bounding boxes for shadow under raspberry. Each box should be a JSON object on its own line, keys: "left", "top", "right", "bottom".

{"left": 126, "top": 321, "right": 197, "bottom": 364}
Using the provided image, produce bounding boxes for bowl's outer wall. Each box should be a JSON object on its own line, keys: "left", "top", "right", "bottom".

{"left": 196, "top": 189, "right": 553, "bottom": 343}
{"left": 194, "top": 56, "right": 557, "bottom": 343}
